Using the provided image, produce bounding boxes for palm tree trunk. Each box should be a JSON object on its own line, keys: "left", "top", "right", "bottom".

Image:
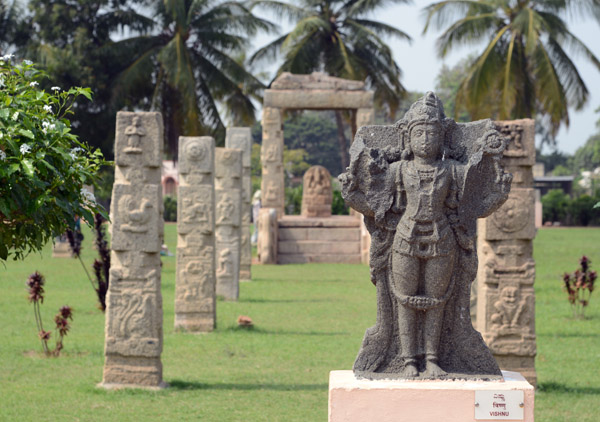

{"left": 335, "top": 110, "right": 350, "bottom": 170}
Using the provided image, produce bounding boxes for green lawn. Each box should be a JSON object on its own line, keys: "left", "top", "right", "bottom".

{"left": 0, "top": 225, "right": 599, "bottom": 421}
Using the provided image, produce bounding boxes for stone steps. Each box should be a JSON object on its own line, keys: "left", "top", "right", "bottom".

{"left": 276, "top": 216, "right": 362, "bottom": 264}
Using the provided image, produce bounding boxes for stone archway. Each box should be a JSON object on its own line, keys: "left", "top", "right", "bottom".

{"left": 260, "top": 72, "right": 375, "bottom": 216}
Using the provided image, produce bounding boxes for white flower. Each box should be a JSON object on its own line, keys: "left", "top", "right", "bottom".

{"left": 81, "top": 189, "right": 96, "bottom": 204}
{"left": 20, "top": 144, "right": 31, "bottom": 154}
{"left": 29, "top": 81, "right": 39, "bottom": 87}
{"left": 0, "top": 75, "right": 5, "bottom": 88}
{"left": 0, "top": 132, "right": 3, "bottom": 139}
{"left": 48, "top": 123, "right": 56, "bottom": 131}
{"left": 23, "top": 60, "right": 33, "bottom": 66}
{"left": 0, "top": 54, "right": 14, "bottom": 62}
{"left": 11, "top": 111, "right": 18, "bottom": 121}
{"left": 42, "top": 121, "right": 50, "bottom": 128}
{"left": 0, "top": 150, "right": 6, "bottom": 161}
{"left": 43, "top": 105, "right": 52, "bottom": 113}
{"left": 51, "top": 86, "right": 61, "bottom": 91}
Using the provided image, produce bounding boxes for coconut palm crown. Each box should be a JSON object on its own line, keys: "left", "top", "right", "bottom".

{"left": 423, "top": 0, "right": 600, "bottom": 135}
{"left": 112, "top": 0, "right": 275, "bottom": 157}
{"left": 251, "top": 0, "right": 411, "bottom": 118}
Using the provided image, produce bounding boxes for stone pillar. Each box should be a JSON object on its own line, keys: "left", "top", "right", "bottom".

{"left": 257, "top": 208, "right": 278, "bottom": 264}
{"left": 52, "top": 236, "right": 71, "bottom": 257}
{"left": 477, "top": 119, "right": 537, "bottom": 386}
{"left": 225, "top": 128, "right": 252, "bottom": 282}
{"left": 174, "top": 136, "right": 215, "bottom": 332}
{"left": 301, "top": 165, "right": 332, "bottom": 217}
{"left": 261, "top": 107, "right": 284, "bottom": 216}
{"left": 356, "top": 108, "right": 375, "bottom": 129}
{"left": 215, "top": 148, "right": 242, "bottom": 300}
{"left": 102, "top": 112, "right": 164, "bottom": 388}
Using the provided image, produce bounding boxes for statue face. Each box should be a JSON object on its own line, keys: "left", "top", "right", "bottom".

{"left": 409, "top": 122, "right": 443, "bottom": 159}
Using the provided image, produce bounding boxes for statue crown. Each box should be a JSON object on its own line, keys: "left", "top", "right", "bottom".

{"left": 405, "top": 91, "right": 446, "bottom": 129}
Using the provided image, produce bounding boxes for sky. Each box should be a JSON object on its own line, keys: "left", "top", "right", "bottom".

{"left": 252, "top": 2, "right": 600, "bottom": 155}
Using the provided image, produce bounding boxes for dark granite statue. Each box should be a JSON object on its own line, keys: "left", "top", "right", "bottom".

{"left": 339, "top": 92, "right": 512, "bottom": 380}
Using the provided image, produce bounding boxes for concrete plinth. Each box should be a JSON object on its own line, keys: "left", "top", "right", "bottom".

{"left": 328, "top": 370, "right": 534, "bottom": 422}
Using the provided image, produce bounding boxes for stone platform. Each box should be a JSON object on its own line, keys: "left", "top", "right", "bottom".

{"left": 277, "top": 216, "right": 361, "bottom": 264}
{"left": 328, "top": 370, "right": 534, "bottom": 422}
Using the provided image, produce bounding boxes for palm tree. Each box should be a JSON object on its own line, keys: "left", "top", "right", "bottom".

{"left": 251, "top": 0, "right": 411, "bottom": 169}
{"left": 423, "top": 0, "right": 600, "bottom": 136}
{"left": 112, "top": 0, "right": 275, "bottom": 157}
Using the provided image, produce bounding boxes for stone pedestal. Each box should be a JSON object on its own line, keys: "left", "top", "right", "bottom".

{"left": 328, "top": 370, "right": 534, "bottom": 422}
{"left": 225, "top": 127, "right": 252, "bottom": 281}
{"left": 477, "top": 119, "right": 537, "bottom": 386}
{"left": 102, "top": 112, "right": 164, "bottom": 388}
{"left": 215, "top": 148, "right": 242, "bottom": 300}
{"left": 52, "top": 236, "right": 72, "bottom": 257}
{"left": 174, "top": 136, "right": 216, "bottom": 332}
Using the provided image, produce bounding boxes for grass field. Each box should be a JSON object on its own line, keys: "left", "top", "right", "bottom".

{"left": 0, "top": 224, "right": 599, "bottom": 421}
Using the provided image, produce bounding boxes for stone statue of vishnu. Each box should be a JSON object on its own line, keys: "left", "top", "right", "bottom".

{"left": 339, "top": 92, "right": 512, "bottom": 380}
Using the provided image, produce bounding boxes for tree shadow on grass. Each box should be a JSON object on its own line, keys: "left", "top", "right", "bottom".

{"left": 538, "top": 382, "right": 600, "bottom": 395}
{"left": 537, "top": 332, "right": 600, "bottom": 338}
{"left": 168, "top": 380, "right": 327, "bottom": 392}
{"left": 238, "top": 298, "right": 336, "bottom": 304}
{"left": 222, "top": 326, "right": 349, "bottom": 336}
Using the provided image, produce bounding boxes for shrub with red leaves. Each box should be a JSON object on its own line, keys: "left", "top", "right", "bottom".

{"left": 562, "top": 255, "right": 597, "bottom": 318}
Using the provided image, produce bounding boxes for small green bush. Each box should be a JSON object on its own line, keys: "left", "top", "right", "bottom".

{"left": 163, "top": 195, "right": 177, "bottom": 222}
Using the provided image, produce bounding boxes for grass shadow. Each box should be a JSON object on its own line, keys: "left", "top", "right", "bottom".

{"left": 538, "top": 382, "right": 600, "bottom": 395}
{"left": 238, "top": 298, "right": 336, "bottom": 304}
{"left": 222, "top": 326, "right": 349, "bottom": 336}
{"left": 168, "top": 380, "right": 327, "bottom": 392}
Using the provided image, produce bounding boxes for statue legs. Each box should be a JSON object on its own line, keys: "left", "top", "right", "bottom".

{"left": 392, "top": 249, "right": 456, "bottom": 377}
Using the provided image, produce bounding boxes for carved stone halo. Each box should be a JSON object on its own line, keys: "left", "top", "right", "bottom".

{"left": 492, "top": 197, "right": 530, "bottom": 233}
{"left": 185, "top": 140, "right": 207, "bottom": 162}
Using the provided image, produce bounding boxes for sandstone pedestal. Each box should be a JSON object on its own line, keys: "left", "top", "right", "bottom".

{"left": 328, "top": 370, "right": 534, "bottom": 422}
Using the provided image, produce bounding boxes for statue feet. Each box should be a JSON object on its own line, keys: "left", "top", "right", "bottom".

{"left": 424, "top": 358, "right": 447, "bottom": 377}
{"left": 402, "top": 360, "right": 419, "bottom": 377}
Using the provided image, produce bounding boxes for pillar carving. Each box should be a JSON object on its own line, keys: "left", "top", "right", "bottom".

{"left": 215, "top": 148, "right": 242, "bottom": 300}
{"left": 477, "top": 119, "right": 537, "bottom": 386}
{"left": 226, "top": 128, "right": 252, "bottom": 281}
{"left": 261, "top": 107, "right": 284, "bottom": 215}
{"left": 102, "top": 112, "right": 164, "bottom": 388}
{"left": 174, "top": 136, "right": 215, "bottom": 332}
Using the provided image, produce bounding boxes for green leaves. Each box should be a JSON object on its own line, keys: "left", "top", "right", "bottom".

{"left": 0, "top": 59, "right": 108, "bottom": 261}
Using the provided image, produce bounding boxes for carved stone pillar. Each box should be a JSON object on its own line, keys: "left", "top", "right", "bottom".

{"left": 261, "top": 107, "right": 284, "bottom": 216}
{"left": 215, "top": 148, "right": 242, "bottom": 300}
{"left": 102, "top": 112, "right": 164, "bottom": 388}
{"left": 174, "top": 136, "right": 215, "bottom": 332}
{"left": 477, "top": 119, "right": 537, "bottom": 386}
{"left": 225, "top": 128, "right": 252, "bottom": 281}
{"left": 257, "top": 208, "right": 278, "bottom": 264}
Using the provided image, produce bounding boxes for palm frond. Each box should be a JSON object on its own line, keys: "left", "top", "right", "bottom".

{"left": 249, "top": 33, "right": 288, "bottom": 64}
{"left": 281, "top": 15, "right": 329, "bottom": 50}
{"left": 349, "top": 18, "right": 412, "bottom": 42}
{"left": 422, "top": 0, "right": 496, "bottom": 34}
{"left": 250, "top": 0, "right": 309, "bottom": 22}
{"left": 435, "top": 12, "right": 501, "bottom": 57}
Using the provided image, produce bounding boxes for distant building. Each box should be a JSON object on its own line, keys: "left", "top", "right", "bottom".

{"left": 162, "top": 160, "right": 179, "bottom": 196}
{"left": 534, "top": 175, "right": 574, "bottom": 197}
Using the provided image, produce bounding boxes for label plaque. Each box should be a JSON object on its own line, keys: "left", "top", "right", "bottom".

{"left": 475, "top": 390, "right": 524, "bottom": 420}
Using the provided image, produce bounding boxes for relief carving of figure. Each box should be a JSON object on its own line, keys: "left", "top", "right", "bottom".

{"left": 339, "top": 92, "right": 512, "bottom": 379}
{"left": 216, "top": 248, "right": 233, "bottom": 277}
{"left": 124, "top": 116, "right": 145, "bottom": 154}
{"left": 491, "top": 286, "right": 527, "bottom": 329}
{"left": 119, "top": 195, "right": 153, "bottom": 233}
{"left": 216, "top": 195, "right": 235, "bottom": 225}
{"left": 182, "top": 198, "right": 210, "bottom": 226}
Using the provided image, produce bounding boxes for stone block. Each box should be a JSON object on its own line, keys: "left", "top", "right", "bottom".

{"left": 278, "top": 227, "right": 360, "bottom": 241}
{"left": 495, "top": 119, "right": 535, "bottom": 167}
{"left": 328, "top": 370, "right": 534, "bottom": 422}
{"left": 479, "top": 189, "right": 536, "bottom": 240}
{"left": 264, "top": 89, "right": 374, "bottom": 109}
{"left": 278, "top": 240, "right": 360, "bottom": 255}
{"left": 258, "top": 208, "right": 278, "bottom": 264}
{"left": 114, "top": 112, "right": 162, "bottom": 168}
